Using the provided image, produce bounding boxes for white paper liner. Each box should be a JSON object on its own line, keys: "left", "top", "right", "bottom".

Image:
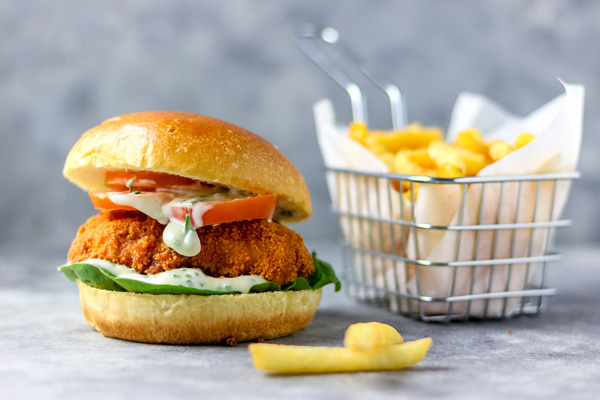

{"left": 315, "top": 81, "right": 584, "bottom": 318}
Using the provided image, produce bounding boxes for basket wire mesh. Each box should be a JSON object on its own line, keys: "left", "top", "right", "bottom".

{"left": 328, "top": 169, "right": 579, "bottom": 321}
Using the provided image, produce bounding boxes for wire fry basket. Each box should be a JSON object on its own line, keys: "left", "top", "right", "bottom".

{"left": 328, "top": 169, "right": 579, "bottom": 321}
{"left": 296, "top": 25, "right": 581, "bottom": 320}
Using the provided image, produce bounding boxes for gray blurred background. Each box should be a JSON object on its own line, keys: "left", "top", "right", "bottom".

{"left": 1, "top": 0, "right": 599, "bottom": 253}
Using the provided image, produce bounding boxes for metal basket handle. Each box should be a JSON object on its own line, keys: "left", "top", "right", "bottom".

{"left": 295, "top": 24, "right": 407, "bottom": 129}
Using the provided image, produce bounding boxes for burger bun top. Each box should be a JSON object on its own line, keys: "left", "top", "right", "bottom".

{"left": 63, "top": 111, "right": 311, "bottom": 223}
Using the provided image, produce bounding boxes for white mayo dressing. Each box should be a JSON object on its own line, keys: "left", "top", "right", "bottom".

{"left": 108, "top": 191, "right": 247, "bottom": 257}
{"left": 162, "top": 219, "right": 201, "bottom": 257}
{"left": 109, "top": 193, "right": 173, "bottom": 224}
{"left": 83, "top": 258, "right": 268, "bottom": 293}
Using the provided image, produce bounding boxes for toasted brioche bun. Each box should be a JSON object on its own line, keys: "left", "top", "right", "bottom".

{"left": 63, "top": 111, "right": 311, "bottom": 223}
{"left": 77, "top": 280, "right": 322, "bottom": 344}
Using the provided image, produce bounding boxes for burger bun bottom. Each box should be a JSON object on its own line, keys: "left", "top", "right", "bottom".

{"left": 76, "top": 280, "right": 322, "bottom": 344}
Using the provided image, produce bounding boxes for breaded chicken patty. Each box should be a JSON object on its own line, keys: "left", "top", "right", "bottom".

{"left": 67, "top": 210, "right": 315, "bottom": 286}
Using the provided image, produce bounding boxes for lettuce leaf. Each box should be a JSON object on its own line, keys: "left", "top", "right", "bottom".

{"left": 58, "top": 253, "right": 340, "bottom": 295}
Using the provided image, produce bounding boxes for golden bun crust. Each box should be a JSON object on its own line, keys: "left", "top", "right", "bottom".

{"left": 77, "top": 280, "right": 322, "bottom": 344}
{"left": 63, "top": 111, "right": 311, "bottom": 223}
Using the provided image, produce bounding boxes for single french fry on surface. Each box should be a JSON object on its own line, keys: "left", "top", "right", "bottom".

{"left": 343, "top": 322, "right": 404, "bottom": 350}
{"left": 249, "top": 338, "right": 433, "bottom": 374}
{"left": 514, "top": 132, "right": 535, "bottom": 149}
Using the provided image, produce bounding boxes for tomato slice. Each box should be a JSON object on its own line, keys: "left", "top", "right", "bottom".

{"left": 166, "top": 194, "right": 278, "bottom": 227}
{"left": 89, "top": 191, "right": 278, "bottom": 228}
{"left": 104, "top": 171, "right": 199, "bottom": 191}
{"left": 90, "top": 192, "right": 137, "bottom": 210}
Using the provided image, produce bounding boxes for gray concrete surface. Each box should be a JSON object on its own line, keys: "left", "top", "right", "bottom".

{"left": 3, "top": 4, "right": 599, "bottom": 398}
{"left": 1, "top": 1, "right": 600, "bottom": 248}
{"left": 1, "top": 240, "right": 599, "bottom": 399}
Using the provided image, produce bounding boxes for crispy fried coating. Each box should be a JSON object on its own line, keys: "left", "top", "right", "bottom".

{"left": 67, "top": 210, "right": 315, "bottom": 286}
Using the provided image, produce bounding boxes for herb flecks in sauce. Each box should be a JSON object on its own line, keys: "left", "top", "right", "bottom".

{"left": 126, "top": 177, "right": 137, "bottom": 191}
{"left": 184, "top": 215, "right": 192, "bottom": 234}
{"left": 74, "top": 259, "right": 267, "bottom": 293}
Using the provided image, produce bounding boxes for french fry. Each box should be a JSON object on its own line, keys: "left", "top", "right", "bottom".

{"left": 454, "top": 127, "right": 488, "bottom": 155}
{"left": 402, "top": 185, "right": 419, "bottom": 201}
{"left": 364, "top": 137, "right": 389, "bottom": 156}
{"left": 427, "top": 141, "right": 466, "bottom": 173}
{"left": 459, "top": 149, "right": 487, "bottom": 175}
{"left": 407, "top": 148, "right": 436, "bottom": 170}
{"left": 395, "top": 151, "right": 427, "bottom": 176}
{"left": 249, "top": 338, "right": 433, "bottom": 374}
{"left": 515, "top": 132, "right": 535, "bottom": 149}
{"left": 488, "top": 140, "right": 513, "bottom": 161}
{"left": 395, "top": 151, "right": 427, "bottom": 192}
{"left": 365, "top": 124, "right": 442, "bottom": 153}
{"left": 348, "top": 122, "right": 535, "bottom": 187}
{"left": 429, "top": 141, "right": 488, "bottom": 176}
{"left": 438, "top": 163, "right": 464, "bottom": 178}
{"left": 349, "top": 121, "right": 369, "bottom": 145}
{"left": 343, "top": 322, "right": 404, "bottom": 350}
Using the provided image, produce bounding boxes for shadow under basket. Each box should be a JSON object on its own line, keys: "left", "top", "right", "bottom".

{"left": 328, "top": 167, "right": 579, "bottom": 322}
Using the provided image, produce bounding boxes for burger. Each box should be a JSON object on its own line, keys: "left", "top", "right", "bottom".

{"left": 58, "top": 111, "right": 340, "bottom": 344}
